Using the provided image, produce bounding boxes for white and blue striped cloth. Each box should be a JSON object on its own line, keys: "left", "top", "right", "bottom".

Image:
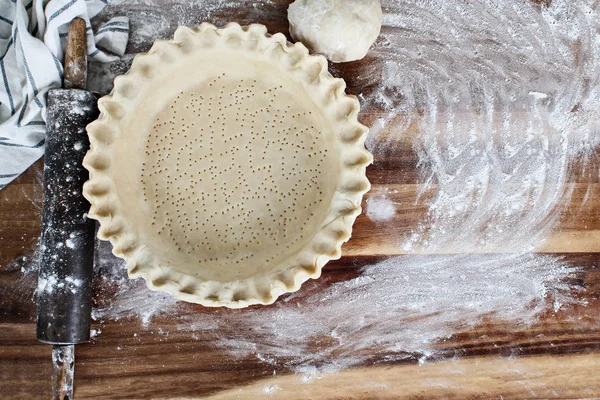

{"left": 0, "top": 0, "right": 128, "bottom": 189}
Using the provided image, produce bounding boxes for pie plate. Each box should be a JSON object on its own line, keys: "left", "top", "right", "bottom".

{"left": 83, "top": 23, "right": 372, "bottom": 308}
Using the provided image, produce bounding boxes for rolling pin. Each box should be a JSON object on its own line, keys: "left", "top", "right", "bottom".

{"left": 36, "top": 18, "right": 98, "bottom": 400}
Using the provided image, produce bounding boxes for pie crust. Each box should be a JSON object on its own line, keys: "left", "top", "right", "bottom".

{"left": 83, "top": 23, "right": 372, "bottom": 308}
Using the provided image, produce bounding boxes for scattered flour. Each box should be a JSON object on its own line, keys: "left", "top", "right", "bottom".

{"left": 263, "top": 384, "right": 280, "bottom": 394}
{"left": 91, "top": 240, "right": 180, "bottom": 327}
{"left": 92, "top": 250, "right": 579, "bottom": 372}
{"left": 362, "top": 0, "right": 600, "bottom": 252}
{"left": 89, "top": 328, "right": 102, "bottom": 340}
{"left": 365, "top": 194, "right": 396, "bottom": 222}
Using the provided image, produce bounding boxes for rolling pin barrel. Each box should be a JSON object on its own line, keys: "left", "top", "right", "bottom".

{"left": 36, "top": 89, "right": 99, "bottom": 344}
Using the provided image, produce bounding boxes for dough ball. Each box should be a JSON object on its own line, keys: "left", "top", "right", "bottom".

{"left": 287, "top": 0, "right": 382, "bottom": 63}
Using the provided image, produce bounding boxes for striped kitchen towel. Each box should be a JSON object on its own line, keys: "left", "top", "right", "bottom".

{"left": 0, "top": 0, "right": 129, "bottom": 189}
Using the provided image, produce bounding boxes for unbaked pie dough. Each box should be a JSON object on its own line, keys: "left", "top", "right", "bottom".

{"left": 83, "top": 23, "right": 372, "bottom": 308}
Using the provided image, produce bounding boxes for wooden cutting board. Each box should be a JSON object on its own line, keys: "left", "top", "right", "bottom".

{"left": 1, "top": 0, "right": 600, "bottom": 398}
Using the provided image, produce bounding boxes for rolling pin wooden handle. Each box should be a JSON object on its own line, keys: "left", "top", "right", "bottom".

{"left": 63, "top": 18, "right": 87, "bottom": 90}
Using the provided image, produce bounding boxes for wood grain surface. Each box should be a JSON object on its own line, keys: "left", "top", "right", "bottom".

{"left": 2, "top": 1, "right": 600, "bottom": 399}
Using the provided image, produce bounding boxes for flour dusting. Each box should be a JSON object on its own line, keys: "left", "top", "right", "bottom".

{"left": 92, "top": 250, "right": 579, "bottom": 371}
{"left": 210, "top": 253, "right": 577, "bottom": 369}
{"left": 362, "top": 0, "right": 600, "bottom": 252}
{"left": 92, "top": 240, "right": 180, "bottom": 326}
{"left": 77, "top": 0, "right": 600, "bottom": 374}
{"left": 366, "top": 194, "right": 396, "bottom": 222}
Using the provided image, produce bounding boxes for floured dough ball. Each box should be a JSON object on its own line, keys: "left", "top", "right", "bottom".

{"left": 288, "top": 0, "right": 382, "bottom": 63}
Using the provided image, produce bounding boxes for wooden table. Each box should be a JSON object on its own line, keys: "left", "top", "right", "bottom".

{"left": 2, "top": 1, "right": 600, "bottom": 398}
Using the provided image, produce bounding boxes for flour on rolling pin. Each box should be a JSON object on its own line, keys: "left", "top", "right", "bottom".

{"left": 11, "top": 0, "right": 599, "bottom": 375}
{"left": 37, "top": 91, "right": 96, "bottom": 298}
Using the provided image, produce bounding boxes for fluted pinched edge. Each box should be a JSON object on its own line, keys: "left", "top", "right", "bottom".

{"left": 83, "top": 22, "right": 373, "bottom": 308}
